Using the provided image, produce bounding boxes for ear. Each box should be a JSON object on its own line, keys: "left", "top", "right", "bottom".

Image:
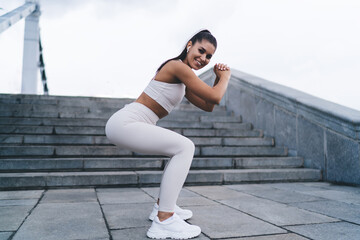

{"left": 187, "top": 41, "right": 193, "bottom": 49}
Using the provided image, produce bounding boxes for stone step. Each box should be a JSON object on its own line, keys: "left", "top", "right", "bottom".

{"left": 158, "top": 122, "right": 213, "bottom": 129}
{"left": 199, "top": 116, "right": 242, "bottom": 123}
{"left": 0, "top": 104, "right": 229, "bottom": 119}
{"left": 60, "top": 109, "right": 232, "bottom": 119}
{"left": 0, "top": 105, "right": 132, "bottom": 118}
{"left": 0, "top": 127, "right": 262, "bottom": 138}
{"left": 0, "top": 145, "right": 286, "bottom": 157}
{"left": 166, "top": 110, "right": 231, "bottom": 117}
{"left": 0, "top": 168, "right": 322, "bottom": 190}
{"left": 0, "top": 104, "right": 90, "bottom": 113}
{"left": 0, "top": 156, "right": 302, "bottom": 172}
{"left": 0, "top": 101, "right": 227, "bottom": 111}
{"left": 159, "top": 122, "right": 250, "bottom": 129}
{"left": 0, "top": 115, "right": 243, "bottom": 127}
{"left": 0, "top": 117, "right": 107, "bottom": 127}
{"left": 160, "top": 115, "right": 241, "bottom": 122}
{"left": 0, "top": 94, "right": 134, "bottom": 107}
{"left": 181, "top": 129, "right": 262, "bottom": 137}
{"left": 0, "top": 134, "right": 274, "bottom": 147}
{"left": 234, "top": 157, "right": 304, "bottom": 169}
{"left": 0, "top": 122, "right": 254, "bottom": 135}
{"left": 200, "top": 146, "right": 287, "bottom": 157}
{"left": 0, "top": 126, "right": 55, "bottom": 135}
{"left": 0, "top": 118, "right": 246, "bottom": 135}
{"left": 0, "top": 95, "right": 226, "bottom": 112}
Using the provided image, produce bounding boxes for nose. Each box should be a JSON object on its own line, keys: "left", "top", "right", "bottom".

{"left": 200, "top": 54, "right": 206, "bottom": 62}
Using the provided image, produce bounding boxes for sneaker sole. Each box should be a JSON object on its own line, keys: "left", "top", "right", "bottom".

{"left": 146, "top": 228, "right": 201, "bottom": 239}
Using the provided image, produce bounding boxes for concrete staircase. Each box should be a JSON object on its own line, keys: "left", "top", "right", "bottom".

{"left": 0, "top": 94, "right": 321, "bottom": 189}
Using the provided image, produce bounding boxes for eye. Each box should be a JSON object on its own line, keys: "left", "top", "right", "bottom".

{"left": 198, "top": 49, "right": 205, "bottom": 54}
{"left": 206, "top": 54, "right": 212, "bottom": 60}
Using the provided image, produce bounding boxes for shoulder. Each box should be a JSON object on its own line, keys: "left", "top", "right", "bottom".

{"left": 163, "top": 60, "right": 192, "bottom": 75}
{"left": 164, "top": 60, "right": 191, "bottom": 70}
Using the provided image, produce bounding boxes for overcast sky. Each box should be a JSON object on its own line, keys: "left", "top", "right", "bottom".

{"left": 1, "top": 0, "right": 359, "bottom": 111}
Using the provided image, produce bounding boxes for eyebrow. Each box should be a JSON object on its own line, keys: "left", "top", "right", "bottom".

{"left": 200, "top": 47, "right": 213, "bottom": 57}
{"left": 199, "top": 47, "right": 207, "bottom": 52}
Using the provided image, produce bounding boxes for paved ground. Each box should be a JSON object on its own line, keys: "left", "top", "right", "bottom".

{"left": 1, "top": 182, "right": 360, "bottom": 240}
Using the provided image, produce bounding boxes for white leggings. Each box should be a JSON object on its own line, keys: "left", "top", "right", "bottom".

{"left": 105, "top": 102, "right": 195, "bottom": 212}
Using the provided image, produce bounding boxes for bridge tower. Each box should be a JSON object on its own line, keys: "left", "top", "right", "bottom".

{"left": 0, "top": 0, "right": 48, "bottom": 95}
{"left": 21, "top": 0, "right": 40, "bottom": 94}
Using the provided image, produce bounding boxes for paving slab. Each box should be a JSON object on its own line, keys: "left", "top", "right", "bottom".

{"left": 224, "top": 233, "right": 308, "bottom": 240}
{"left": 231, "top": 187, "right": 324, "bottom": 203}
{"left": 300, "top": 182, "right": 334, "bottom": 188}
{"left": 41, "top": 188, "right": 97, "bottom": 203}
{"left": 102, "top": 202, "right": 153, "bottom": 229}
{"left": 0, "top": 190, "right": 43, "bottom": 200}
{"left": 176, "top": 196, "right": 217, "bottom": 207}
{"left": 285, "top": 222, "right": 360, "bottom": 240}
{"left": 111, "top": 227, "right": 149, "bottom": 240}
{"left": 0, "top": 205, "right": 33, "bottom": 231}
{"left": 220, "top": 193, "right": 338, "bottom": 226}
{"left": 2, "top": 183, "right": 359, "bottom": 239}
{"left": 141, "top": 187, "right": 199, "bottom": 200}
{"left": 296, "top": 189, "right": 360, "bottom": 205}
{"left": 141, "top": 187, "right": 216, "bottom": 207}
{"left": 226, "top": 183, "right": 276, "bottom": 192}
{"left": 317, "top": 183, "right": 360, "bottom": 193}
{"left": 0, "top": 232, "right": 13, "bottom": 240}
{"left": 187, "top": 204, "right": 286, "bottom": 239}
{"left": 186, "top": 185, "right": 248, "bottom": 200}
{"left": 140, "top": 187, "right": 160, "bottom": 199}
{"left": 0, "top": 199, "right": 38, "bottom": 206}
{"left": 12, "top": 202, "right": 108, "bottom": 240}
{"left": 290, "top": 200, "right": 360, "bottom": 224}
{"left": 97, "top": 188, "right": 154, "bottom": 204}
{"left": 222, "top": 168, "right": 321, "bottom": 182}
{"left": 111, "top": 227, "right": 210, "bottom": 240}
{"left": 266, "top": 182, "right": 332, "bottom": 192}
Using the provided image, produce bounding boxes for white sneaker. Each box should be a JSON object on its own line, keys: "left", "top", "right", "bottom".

{"left": 149, "top": 203, "right": 193, "bottom": 221}
{"left": 147, "top": 213, "right": 201, "bottom": 239}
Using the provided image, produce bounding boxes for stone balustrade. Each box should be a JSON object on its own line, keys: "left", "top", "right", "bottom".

{"left": 200, "top": 69, "right": 360, "bottom": 185}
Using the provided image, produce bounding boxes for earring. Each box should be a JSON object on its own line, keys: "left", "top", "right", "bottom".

{"left": 187, "top": 47, "right": 190, "bottom": 52}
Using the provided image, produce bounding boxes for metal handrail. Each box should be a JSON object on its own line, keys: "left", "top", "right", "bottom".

{"left": 0, "top": 0, "right": 49, "bottom": 95}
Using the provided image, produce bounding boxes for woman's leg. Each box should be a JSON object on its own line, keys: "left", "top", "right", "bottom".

{"left": 106, "top": 120, "right": 195, "bottom": 215}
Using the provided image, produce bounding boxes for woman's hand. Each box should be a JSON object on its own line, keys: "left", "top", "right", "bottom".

{"left": 214, "top": 63, "right": 231, "bottom": 80}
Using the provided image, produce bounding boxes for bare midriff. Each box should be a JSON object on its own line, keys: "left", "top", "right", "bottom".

{"left": 135, "top": 92, "right": 169, "bottom": 119}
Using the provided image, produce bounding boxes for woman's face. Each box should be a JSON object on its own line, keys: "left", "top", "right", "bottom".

{"left": 185, "top": 40, "right": 216, "bottom": 70}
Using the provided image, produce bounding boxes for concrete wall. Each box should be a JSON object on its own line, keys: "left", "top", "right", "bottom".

{"left": 200, "top": 69, "right": 360, "bottom": 185}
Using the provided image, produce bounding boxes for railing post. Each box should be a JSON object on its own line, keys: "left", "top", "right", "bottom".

{"left": 21, "top": 0, "right": 40, "bottom": 94}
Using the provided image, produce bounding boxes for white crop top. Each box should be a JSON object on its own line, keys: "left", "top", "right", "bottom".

{"left": 143, "top": 79, "right": 186, "bottom": 113}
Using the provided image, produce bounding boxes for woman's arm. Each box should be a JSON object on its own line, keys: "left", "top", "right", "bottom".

{"left": 185, "top": 71, "right": 224, "bottom": 112}
{"left": 167, "top": 61, "right": 231, "bottom": 105}
{"left": 185, "top": 88, "right": 215, "bottom": 112}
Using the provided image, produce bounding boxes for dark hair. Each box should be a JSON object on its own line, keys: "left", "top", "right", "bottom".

{"left": 156, "top": 29, "right": 217, "bottom": 72}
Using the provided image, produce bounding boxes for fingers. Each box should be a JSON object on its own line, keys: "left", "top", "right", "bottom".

{"left": 215, "top": 63, "right": 230, "bottom": 71}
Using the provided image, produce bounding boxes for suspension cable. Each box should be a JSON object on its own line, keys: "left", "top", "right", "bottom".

{"left": 39, "top": 37, "right": 49, "bottom": 95}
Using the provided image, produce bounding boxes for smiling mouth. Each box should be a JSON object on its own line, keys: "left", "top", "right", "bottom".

{"left": 195, "top": 60, "right": 202, "bottom": 67}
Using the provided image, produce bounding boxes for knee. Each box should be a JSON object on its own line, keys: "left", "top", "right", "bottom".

{"left": 188, "top": 139, "right": 195, "bottom": 154}
{"left": 179, "top": 137, "right": 195, "bottom": 155}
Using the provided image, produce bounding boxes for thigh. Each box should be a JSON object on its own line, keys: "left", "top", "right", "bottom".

{"left": 112, "top": 121, "right": 192, "bottom": 157}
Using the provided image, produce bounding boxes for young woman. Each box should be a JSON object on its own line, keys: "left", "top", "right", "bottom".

{"left": 105, "top": 29, "right": 231, "bottom": 239}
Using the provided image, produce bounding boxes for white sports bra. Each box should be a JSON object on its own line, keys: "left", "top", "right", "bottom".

{"left": 143, "top": 79, "right": 186, "bottom": 113}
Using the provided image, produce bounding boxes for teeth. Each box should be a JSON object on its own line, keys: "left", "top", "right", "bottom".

{"left": 196, "top": 60, "right": 202, "bottom": 66}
